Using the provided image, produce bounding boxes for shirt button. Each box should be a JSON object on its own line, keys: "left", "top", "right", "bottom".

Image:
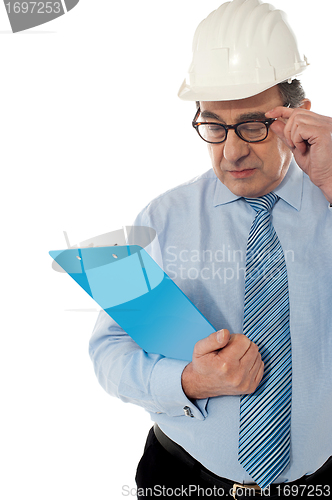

{"left": 183, "top": 406, "right": 194, "bottom": 417}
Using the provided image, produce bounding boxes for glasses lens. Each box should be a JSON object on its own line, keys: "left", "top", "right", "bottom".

{"left": 198, "top": 124, "right": 226, "bottom": 143}
{"left": 237, "top": 122, "right": 268, "bottom": 142}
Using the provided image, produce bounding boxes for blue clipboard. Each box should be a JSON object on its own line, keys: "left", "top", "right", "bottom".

{"left": 49, "top": 245, "right": 216, "bottom": 361}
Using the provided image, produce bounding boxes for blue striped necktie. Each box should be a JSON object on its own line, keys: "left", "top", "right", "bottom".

{"left": 238, "top": 193, "right": 292, "bottom": 489}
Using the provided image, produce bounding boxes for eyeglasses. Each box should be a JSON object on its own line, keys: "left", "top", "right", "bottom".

{"left": 192, "top": 107, "right": 277, "bottom": 144}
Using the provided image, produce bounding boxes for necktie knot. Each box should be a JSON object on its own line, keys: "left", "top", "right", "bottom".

{"left": 244, "top": 192, "right": 279, "bottom": 213}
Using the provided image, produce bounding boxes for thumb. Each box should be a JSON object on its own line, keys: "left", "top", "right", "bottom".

{"left": 194, "top": 329, "right": 230, "bottom": 357}
{"left": 270, "top": 120, "right": 294, "bottom": 150}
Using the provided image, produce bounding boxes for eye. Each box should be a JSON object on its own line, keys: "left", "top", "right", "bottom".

{"left": 237, "top": 122, "right": 267, "bottom": 141}
{"left": 243, "top": 123, "right": 265, "bottom": 132}
{"left": 205, "top": 124, "right": 225, "bottom": 137}
{"left": 196, "top": 123, "right": 227, "bottom": 143}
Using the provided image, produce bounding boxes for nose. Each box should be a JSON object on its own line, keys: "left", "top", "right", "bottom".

{"left": 223, "top": 130, "right": 250, "bottom": 163}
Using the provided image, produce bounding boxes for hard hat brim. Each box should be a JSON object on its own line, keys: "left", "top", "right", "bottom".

{"left": 178, "top": 66, "right": 308, "bottom": 102}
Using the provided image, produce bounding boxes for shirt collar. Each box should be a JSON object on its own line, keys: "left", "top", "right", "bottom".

{"left": 213, "top": 159, "right": 303, "bottom": 211}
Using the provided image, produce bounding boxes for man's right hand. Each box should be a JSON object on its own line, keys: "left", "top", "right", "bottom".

{"left": 181, "top": 329, "right": 264, "bottom": 400}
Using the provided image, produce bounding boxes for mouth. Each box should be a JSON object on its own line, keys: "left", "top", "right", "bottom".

{"left": 228, "top": 168, "right": 256, "bottom": 179}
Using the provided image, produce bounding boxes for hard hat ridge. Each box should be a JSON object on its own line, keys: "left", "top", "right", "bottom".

{"left": 217, "top": 0, "right": 270, "bottom": 48}
{"left": 178, "top": 0, "right": 309, "bottom": 102}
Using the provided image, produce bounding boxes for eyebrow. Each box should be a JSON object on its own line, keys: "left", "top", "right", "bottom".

{"left": 200, "top": 110, "right": 267, "bottom": 124}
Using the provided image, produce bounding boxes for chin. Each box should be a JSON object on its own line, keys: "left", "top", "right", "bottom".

{"left": 226, "top": 184, "right": 261, "bottom": 198}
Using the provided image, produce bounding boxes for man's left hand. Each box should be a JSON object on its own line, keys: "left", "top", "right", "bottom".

{"left": 265, "top": 106, "right": 332, "bottom": 203}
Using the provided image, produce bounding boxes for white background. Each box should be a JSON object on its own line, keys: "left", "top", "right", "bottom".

{"left": 0, "top": 1, "right": 331, "bottom": 499}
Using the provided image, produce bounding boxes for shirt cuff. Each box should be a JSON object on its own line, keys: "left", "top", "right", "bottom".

{"left": 150, "top": 357, "right": 208, "bottom": 420}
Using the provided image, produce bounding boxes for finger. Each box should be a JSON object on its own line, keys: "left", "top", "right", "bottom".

{"left": 254, "top": 360, "right": 265, "bottom": 385}
{"left": 238, "top": 339, "right": 252, "bottom": 361}
{"left": 270, "top": 120, "right": 295, "bottom": 150}
{"left": 284, "top": 118, "right": 314, "bottom": 155}
{"left": 265, "top": 106, "right": 294, "bottom": 120}
{"left": 226, "top": 334, "right": 254, "bottom": 361}
{"left": 290, "top": 123, "right": 309, "bottom": 155}
{"left": 194, "top": 329, "right": 230, "bottom": 357}
{"left": 249, "top": 349, "right": 263, "bottom": 375}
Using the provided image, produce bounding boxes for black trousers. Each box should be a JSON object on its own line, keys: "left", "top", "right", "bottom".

{"left": 135, "top": 427, "right": 332, "bottom": 499}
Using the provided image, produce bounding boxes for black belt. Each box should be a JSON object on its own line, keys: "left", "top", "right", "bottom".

{"left": 153, "top": 424, "right": 332, "bottom": 499}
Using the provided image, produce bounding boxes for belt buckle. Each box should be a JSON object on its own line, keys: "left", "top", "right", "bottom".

{"left": 232, "top": 483, "right": 262, "bottom": 499}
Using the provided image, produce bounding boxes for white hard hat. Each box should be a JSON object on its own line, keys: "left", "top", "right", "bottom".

{"left": 178, "top": 0, "right": 309, "bottom": 101}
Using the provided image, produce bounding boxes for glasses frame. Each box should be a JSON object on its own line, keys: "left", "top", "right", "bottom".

{"left": 192, "top": 107, "right": 278, "bottom": 144}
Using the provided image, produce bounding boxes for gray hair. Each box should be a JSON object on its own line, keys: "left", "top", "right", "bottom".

{"left": 277, "top": 79, "right": 306, "bottom": 108}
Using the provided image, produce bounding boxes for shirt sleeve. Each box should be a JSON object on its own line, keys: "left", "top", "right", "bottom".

{"left": 89, "top": 309, "right": 208, "bottom": 420}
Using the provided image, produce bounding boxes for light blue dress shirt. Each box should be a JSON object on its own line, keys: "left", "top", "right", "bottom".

{"left": 89, "top": 160, "right": 332, "bottom": 484}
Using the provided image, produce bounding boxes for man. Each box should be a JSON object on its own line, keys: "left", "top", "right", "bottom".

{"left": 89, "top": 0, "right": 332, "bottom": 497}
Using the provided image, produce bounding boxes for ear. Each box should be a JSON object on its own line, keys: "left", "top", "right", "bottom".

{"left": 299, "top": 98, "right": 311, "bottom": 111}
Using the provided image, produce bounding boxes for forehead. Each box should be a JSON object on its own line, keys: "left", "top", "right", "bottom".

{"left": 200, "top": 86, "right": 283, "bottom": 121}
